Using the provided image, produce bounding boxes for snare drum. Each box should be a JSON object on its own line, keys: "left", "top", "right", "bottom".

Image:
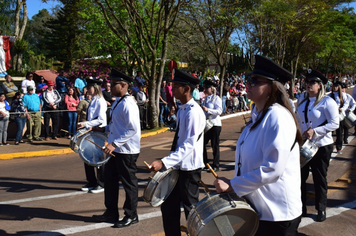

{"left": 339, "top": 111, "right": 346, "bottom": 121}
{"left": 78, "top": 132, "right": 110, "bottom": 167}
{"left": 143, "top": 168, "right": 179, "bottom": 207}
{"left": 187, "top": 192, "right": 259, "bottom": 236}
{"left": 205, "top": 119, "right": 214, "bottom": 133}
{"left": 300, "top": 139, "right": 319, "bottom": 168}
{"left": 70, "top": 128, "right": 90, "bottom": 153}
{"left": 344, "top": 112, "right": 356, "bottom": 129}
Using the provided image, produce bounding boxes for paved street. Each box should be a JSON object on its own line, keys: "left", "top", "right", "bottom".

{"left": 1, "top": 108, "right": 356, "bottom": 235}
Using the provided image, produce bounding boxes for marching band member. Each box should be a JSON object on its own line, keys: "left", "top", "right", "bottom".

{"left": 77, "top": 77, "right": 107, "bottom": 193}
{"left": 201, "top": 79, "right": 222, "bottom": 171}
{"left": 296, "top": 70, "right": 339, "bottom": 222}
{"left": 150, "top": 69, "right": 205, "bottom": 236}
{"left": 93, "top": 69, "right": 141, "bottom": 228}
{"left": 329, "top": 80, "right": 349, "bottom": 154}
{"left": 214, "top": 55, "right": 303, "bottom": 236}
{"left": 341, "top": 82, "right": 355, "bottom": 144}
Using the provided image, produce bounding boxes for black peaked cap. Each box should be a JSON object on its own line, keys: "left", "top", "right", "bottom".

{"left": 111, "top": 68, "right": 133, "bottom": 83}
{"left": 86, "top": 77, "right": 103, "bottom": 86}
{"left": 173, "top": 69, "right": 200, "bottom": 85}
{"left": 203, "top": 79, "right": 217, "bottom": 88}
{"left": 250, "top": 55, "right": 293, "bottom": 84}
{"left": 305, "top": 69, "right": 327, "bottom": 84}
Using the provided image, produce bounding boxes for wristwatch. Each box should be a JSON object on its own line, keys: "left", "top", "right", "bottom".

{"left": 111, "top": 142, "right": 118, "bottom": 148}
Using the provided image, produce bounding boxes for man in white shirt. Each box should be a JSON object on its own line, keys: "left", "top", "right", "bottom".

{"left": 21, "top": 72, "right": 36, "bottom": 94}
{"left": 42, "top": 81, "right": 61, "bottom": 140}
{"left": 150, "top": 69, "right": 206, "bottom": 236}
{"left": 93, "top": 69, "right": 141, "bottom": 228}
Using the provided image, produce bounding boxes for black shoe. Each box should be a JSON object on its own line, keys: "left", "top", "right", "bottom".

{"left": 93, "top": 214, "right": 117, "bottom": 223}
{"left": 113, "top": 215, "right": 139, "bottom": 228}
{"left": 208, "top": 166, "right": 220, "bottom": 172}
{"left": 316, "top": 210, "right": 326, "bottom": 222}
{"left": 81, "top": 183, "right": 96, "bottom": 192}
{"left": 33, "top": 137, "right": 43, "bottom": 141}
{"left": 344, "top": 140, "right": 349, "bottom": 144}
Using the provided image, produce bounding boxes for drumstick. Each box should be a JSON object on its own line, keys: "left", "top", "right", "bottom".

{"left": 198, "top": 178, "right": 211, "bottom": 195}
{"left": 85, "top": 138, "right": 115, "bottom": 157}
{"left": 77, "top": 129, "right": 92, "bottom": 138}
{"left": 143, "top": 161, "right": 152, "bottom": 169}
{"left": 206, "top": 163, "right": 218, "bottom": 179}
{"left": 60, "top": 129, "right": 74, "bottom": 135}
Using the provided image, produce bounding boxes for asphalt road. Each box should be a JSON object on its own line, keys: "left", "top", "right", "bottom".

{"left": 1, "top": 108, "right": 356, "bottom": 235}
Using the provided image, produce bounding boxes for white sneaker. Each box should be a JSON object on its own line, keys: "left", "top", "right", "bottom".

{"left": 90, "top": 185, "right": 104, "bottom": 193}
{"left": 81, "top": 183, "right": 95, "bottom": 192}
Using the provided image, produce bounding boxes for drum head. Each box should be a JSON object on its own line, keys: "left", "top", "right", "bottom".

{"left": 151, "top": 169, "right": 179, "bottom": 207}
{"left": 78, "top": 132, "right": 109, "bottom": 166}
{"left": 70, "top": 128, "right": 90, "bottom": 153}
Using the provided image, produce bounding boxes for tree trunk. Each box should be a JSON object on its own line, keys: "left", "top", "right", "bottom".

{"left": 16, "top": 53, "right": 23, "bottom": 72}
{"left": 14, "top": 0, "right": 27, "bottom": 72}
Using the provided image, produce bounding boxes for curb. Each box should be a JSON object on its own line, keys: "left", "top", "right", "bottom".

{"left": 0, "top": 127, "right": 170, "bottom": 160}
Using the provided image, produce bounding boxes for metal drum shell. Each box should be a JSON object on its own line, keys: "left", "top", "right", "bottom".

{"left": 344, "top": 112, "right": 356, "bottom": 129}
{"left": 339, "top": 111, "right": 346, "bottom": 122}
{"left": 70, "top": 128, "right": 90, "bottom": 153}
{"left": 204, "top": 119, "right": 214, "bottom": 133}
{"left": 143, "top": 168, "right": 179, "bottom": 207}
{"left": 78, "top": 132, "right": 110, "bottom": 167}
{"left": 300, "top": 139, "right": 319, "bottom": 168}
{"left": 187, "top": 192, "right": 259, "bottom": 236}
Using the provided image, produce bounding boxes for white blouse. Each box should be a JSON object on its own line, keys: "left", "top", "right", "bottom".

{"left": 85, "top": 95, "right": 107, "bottom": 128}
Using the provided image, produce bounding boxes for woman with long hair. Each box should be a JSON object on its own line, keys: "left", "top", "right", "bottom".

{"left": 329, "top": 81, "right": 349, "bottom": 154}
{"left": 214, "top": 55, "right": 303, "bottom": 236}
{"left": 65, "top": 87, "right": 79, "bottom": 138}
{"left": 296, "top": 70, "right": 339, "bottom": 222}
{"left": 77, "top": 79, "right": 107, "bottom": 193}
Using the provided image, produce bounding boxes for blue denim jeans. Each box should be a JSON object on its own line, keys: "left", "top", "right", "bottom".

{"left": 222, "top": 96, "right": 227, "bottom": 114}
{"left": 15, "top": 116, "right": 26, "bottom": 142}
{"left": 0, "top": 116, "right": 9, "bottom": 143}
{"left": 159, "top": 103, "right": 169, "bottom": 124}
{"left": 67, "top": 111, "right": 78, "bottom": 135}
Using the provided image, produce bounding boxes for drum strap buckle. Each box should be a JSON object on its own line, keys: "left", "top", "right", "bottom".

{"left": 227, "top": 193, "right": 237, "bottom": 208}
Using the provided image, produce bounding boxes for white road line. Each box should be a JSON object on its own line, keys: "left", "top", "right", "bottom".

{"left": 0, "top": 192, "right": 87, "bottom": 205}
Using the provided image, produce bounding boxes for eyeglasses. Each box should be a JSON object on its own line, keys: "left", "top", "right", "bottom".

{"left": 246, "top": 77, "right": 271, "bottom": 87}
{"left": 306, "top": 80, "right": 318, "bottom": 85}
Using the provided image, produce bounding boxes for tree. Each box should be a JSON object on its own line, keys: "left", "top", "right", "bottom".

{"left": 85, "top": 0, "right": 190, "bottom": 128}
{"left": 12, "top": 0, "right": 28, "bottom": 72}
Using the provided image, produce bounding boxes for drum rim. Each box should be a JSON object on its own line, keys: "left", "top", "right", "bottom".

{"left": 78, "top": 131, "right": 110, "bottom": 166}
{"left": 143, "top": 168, "right": 179, "bottom": 207}
{"left": 187, "top": 192, "right": 259, "bottom": 236}
{"left": 70, "top": 128, "right": 90, "bottom": 152}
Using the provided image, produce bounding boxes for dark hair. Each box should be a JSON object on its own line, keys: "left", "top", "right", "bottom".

{"left": 68, "top": 87, "right": 78, "bottom": 100}
{"left": 15, "top": 91, "right": 22, "bottom": 97}
{"left": 250, "top": 81, "right": 303, "bottom": 146}
{"left": 26, "top": 72, "right": 33, "bottom": 78}
{"left": 0, "top": 93, "right": 5, "bottom": 97}
{"left": 4, "top": 74, "right": 10, "bottom": 80}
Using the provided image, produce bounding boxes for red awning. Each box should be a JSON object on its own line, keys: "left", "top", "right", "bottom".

{"left": 33, "top": 70, "right": 58, "bottom": 82}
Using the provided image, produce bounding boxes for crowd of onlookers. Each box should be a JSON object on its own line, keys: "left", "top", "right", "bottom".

{"left": 0, "top": 69, "right": 355, "bottom": 146}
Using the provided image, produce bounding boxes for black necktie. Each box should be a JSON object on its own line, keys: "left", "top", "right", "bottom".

{"left": 170, "top": 122, "right": 180, "bottom": 152}
{"left": 304, "top": 99, "right": 310, "bottom": 124}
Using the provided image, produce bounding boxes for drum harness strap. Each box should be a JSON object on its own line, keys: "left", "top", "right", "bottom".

{"left": 170, "top": 122, "right": 203, "bottom": 152}
{"left": 109, "top": 94, "right": 128, "bottom": 122}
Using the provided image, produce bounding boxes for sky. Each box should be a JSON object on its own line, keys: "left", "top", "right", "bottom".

{"left": 27, "top": 0, "right": 356, "bottom": 19}
{"left": 27, "top": 0, "right": 62, "bottom": 19}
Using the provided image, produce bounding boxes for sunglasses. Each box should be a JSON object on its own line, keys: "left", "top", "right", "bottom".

{"left": 246, "top": 77, "right": 271, "bottom": 87}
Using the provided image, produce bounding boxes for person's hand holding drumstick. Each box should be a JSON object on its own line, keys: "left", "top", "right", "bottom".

{"left": 207, "top": 163, "right": 233, "bottom": 193}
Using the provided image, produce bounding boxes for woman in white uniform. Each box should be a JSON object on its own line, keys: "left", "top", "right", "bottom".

{"left": 329, "top": 81, "right": 349, "bottom": 154}
{"left": 202, "top": 79, "right": 222, "bottom": 171}
{"left": 341, "top": 82, "right": 355, "bottom": 144}
{"left": 296, "top": 69, "right": 339, "bottom": 222}
{"left": 77, "top": 78, "right": 107, "bottom": 193}
{"left": 214, "top": 55, "right": 303, "bottom": 236}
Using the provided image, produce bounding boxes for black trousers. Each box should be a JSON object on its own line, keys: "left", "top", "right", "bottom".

{"left": 342, "top": 119, "right": 349, "bottom": 143}
{"left": 203, "top": 126, "right": 221, "bottom": 168}
{"left": 255, "top": 216, "right": 301, "bottom": 236}
{"left": 104, "top": 152, "right": 139, "bottom": 219}
{"left": 301, "top": 144, "right": 333, "bottom": 212}
{"left": 335, "top": 120, "right": 344, "bottom": 150}
{"left": 138, "top": 104, "right": 147, "bottom": 129}
{"left": 44, "top": 109, "right": 59, "bottom": 138}
{"left": 161, "top": 169, "right": 201, "bottom": 236}
{"left": 84, "top": 163, "right": 104, "bottom": 187}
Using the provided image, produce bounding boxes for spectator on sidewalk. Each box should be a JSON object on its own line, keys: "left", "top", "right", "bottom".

{"left": 135, "top": 82, "right": 149, "bottom": 130}
{"left": 37, "top": 76, "right": 47, "bottom": 100}
{"left": 2, "top": 74, "right": 18, "bottom": 104}
{"left": 0, "top": 93, "right": 10, "bottom": 146}
{"left": 65, "top": 87, "right": 79, "bottom": 138}
{"left": 23, "top": 86, "right": 42, "bottom": 142}
{"left": 77, "top": 92, "right": 91, "bottom": 123}
{"left": 74, "top": 72, "right": 87, "bottom": 96}
{"left": 159, "top": 79, "right": 168, "bottom": 126}
{"left": 103, "top": 81, "right": 116, "bottom": 123}
{"left": 21, "top": 72, "right": 36, "bottom": 94}
{"left": 43, "top": 81, "right": 61, "bottom": 141}
{"left": 11, "top": 92, "right": 26, "bottom": 145}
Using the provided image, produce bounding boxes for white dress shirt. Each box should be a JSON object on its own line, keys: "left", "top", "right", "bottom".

{"left": 345, "top": 93, "right": 356, "bottom": 112}
{"left": 296, "top": 95, "right": 339, "bottom": 147}
{"left": 106, "top": 95, "right": 141, "bottom": 154}
{"left": 85, "top": 95, "right": 107, "bottom": 128}
{"left": 329, "top": 92, "right": 349, "bottom": 113}
{"left": 203, "top": 94, "right": 222, "bottom": 126}
{"left": 162, "top": 98, "right": 205, "bottom": 171}
{"left": 230, "top": 103, "right": 302, "bottom": 221}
